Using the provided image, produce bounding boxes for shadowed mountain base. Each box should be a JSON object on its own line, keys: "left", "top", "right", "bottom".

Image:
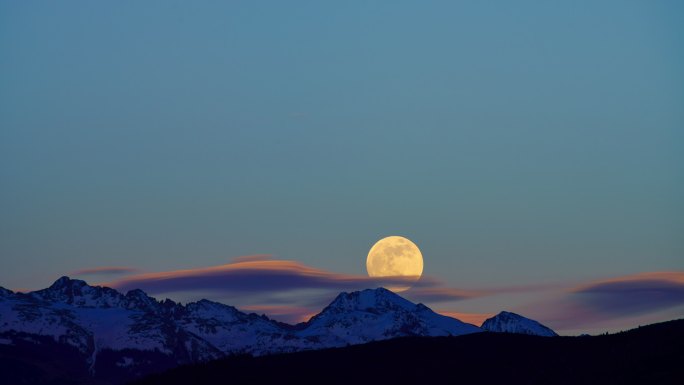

{"left": 135, "top": 319, "right": 684, "bottom": 385}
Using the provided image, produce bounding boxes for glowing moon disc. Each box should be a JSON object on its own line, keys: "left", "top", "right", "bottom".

{"left": 366, "top": 236, "right": 424, "bottom": 292}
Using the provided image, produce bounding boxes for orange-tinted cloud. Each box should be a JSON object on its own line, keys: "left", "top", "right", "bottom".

{"left": 71, "top": 266, "right": 140, "bottom": 276}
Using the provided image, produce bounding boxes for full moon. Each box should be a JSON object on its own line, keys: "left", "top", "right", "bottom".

{"left": 366, "top": 236, "right": 424, "bottom": 292}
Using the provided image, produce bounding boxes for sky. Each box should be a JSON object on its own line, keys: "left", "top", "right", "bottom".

{"left": 1, "top": 1, "right": 683, "bottom": 335}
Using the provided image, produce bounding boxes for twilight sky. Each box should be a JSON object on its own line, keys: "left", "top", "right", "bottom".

{"left": 1, "top": 1, "right": 683, "bottom": 335}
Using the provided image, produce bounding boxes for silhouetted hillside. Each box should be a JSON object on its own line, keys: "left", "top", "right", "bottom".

{"left": 134, "top": 319, "right": 684, "bottom": 385}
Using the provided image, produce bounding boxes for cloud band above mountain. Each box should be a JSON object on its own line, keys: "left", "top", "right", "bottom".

{"left": 107, "top": 257, "right": 442, "bottom": 296}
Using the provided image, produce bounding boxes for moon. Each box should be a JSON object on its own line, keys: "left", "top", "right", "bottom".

{"left": 366, "top": 236, "right": 424, "bottom": 292}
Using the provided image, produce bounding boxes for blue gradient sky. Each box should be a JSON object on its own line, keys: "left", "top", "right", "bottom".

{"left": 1, "top": 2, "right": 683, "bottom": 332}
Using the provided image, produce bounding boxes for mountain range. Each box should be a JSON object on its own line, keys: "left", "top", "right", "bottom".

{"left": 0, "top": 277, "right": 556, "bottom": 384}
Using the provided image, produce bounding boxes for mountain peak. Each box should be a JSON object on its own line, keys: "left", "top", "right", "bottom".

{"left": 482, "top": 311, "right": 558, "bottom": 337}
{"left": 498, "top": 311, "right": 518, "bottom": 317}
{"left": 124, "top": 288, "right": 159, "bottom": 311}
{"left": 303, "top": 287, "right": 481, "bottom": 344}
{"left": 49, "top": 276, "right": 87, "bottom": 290}
{"left": 186, "top": 299, "right": 240, "bottom": 314}
{"left": 31, "top": 276, "right": 125, "bottom": 308}
{"left": 325, "top": 287, "right": 415, "bottom": 313}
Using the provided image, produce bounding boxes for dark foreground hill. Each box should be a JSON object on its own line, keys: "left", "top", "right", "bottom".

{"left": 134, "top": 319, "right": 684, "bottom": 385}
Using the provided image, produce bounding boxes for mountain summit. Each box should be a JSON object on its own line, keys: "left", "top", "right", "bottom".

{"left": 481, "top": 311, "right": 558, "bottom": 337}
{"left": 301, "top": 288, "right": 481, "bottom": 344}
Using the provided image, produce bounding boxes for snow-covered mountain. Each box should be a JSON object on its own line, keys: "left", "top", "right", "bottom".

{"left": 481, "top": 311, "right": 558, "bottom": 337}
{"left": 0, "top": 277, "right": 224, "bottom": 366}
{"left": 0, "top": 277, "right": 483, "bottom": 382}
{"left": 300, "top": 288, "right": 481, "bottom": 345}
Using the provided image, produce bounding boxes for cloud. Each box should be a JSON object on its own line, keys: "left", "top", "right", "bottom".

{"left": 571, "top": 271, "right": 684, "bottom": 316}
{"left": 515, "top": 271, "right": 684, "bottom": 331}
{"left": 71, "top": 266, "right": 139, "bottom": 276}
{"left": 106, "top": 258, "right": 436, "bottom": 296}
